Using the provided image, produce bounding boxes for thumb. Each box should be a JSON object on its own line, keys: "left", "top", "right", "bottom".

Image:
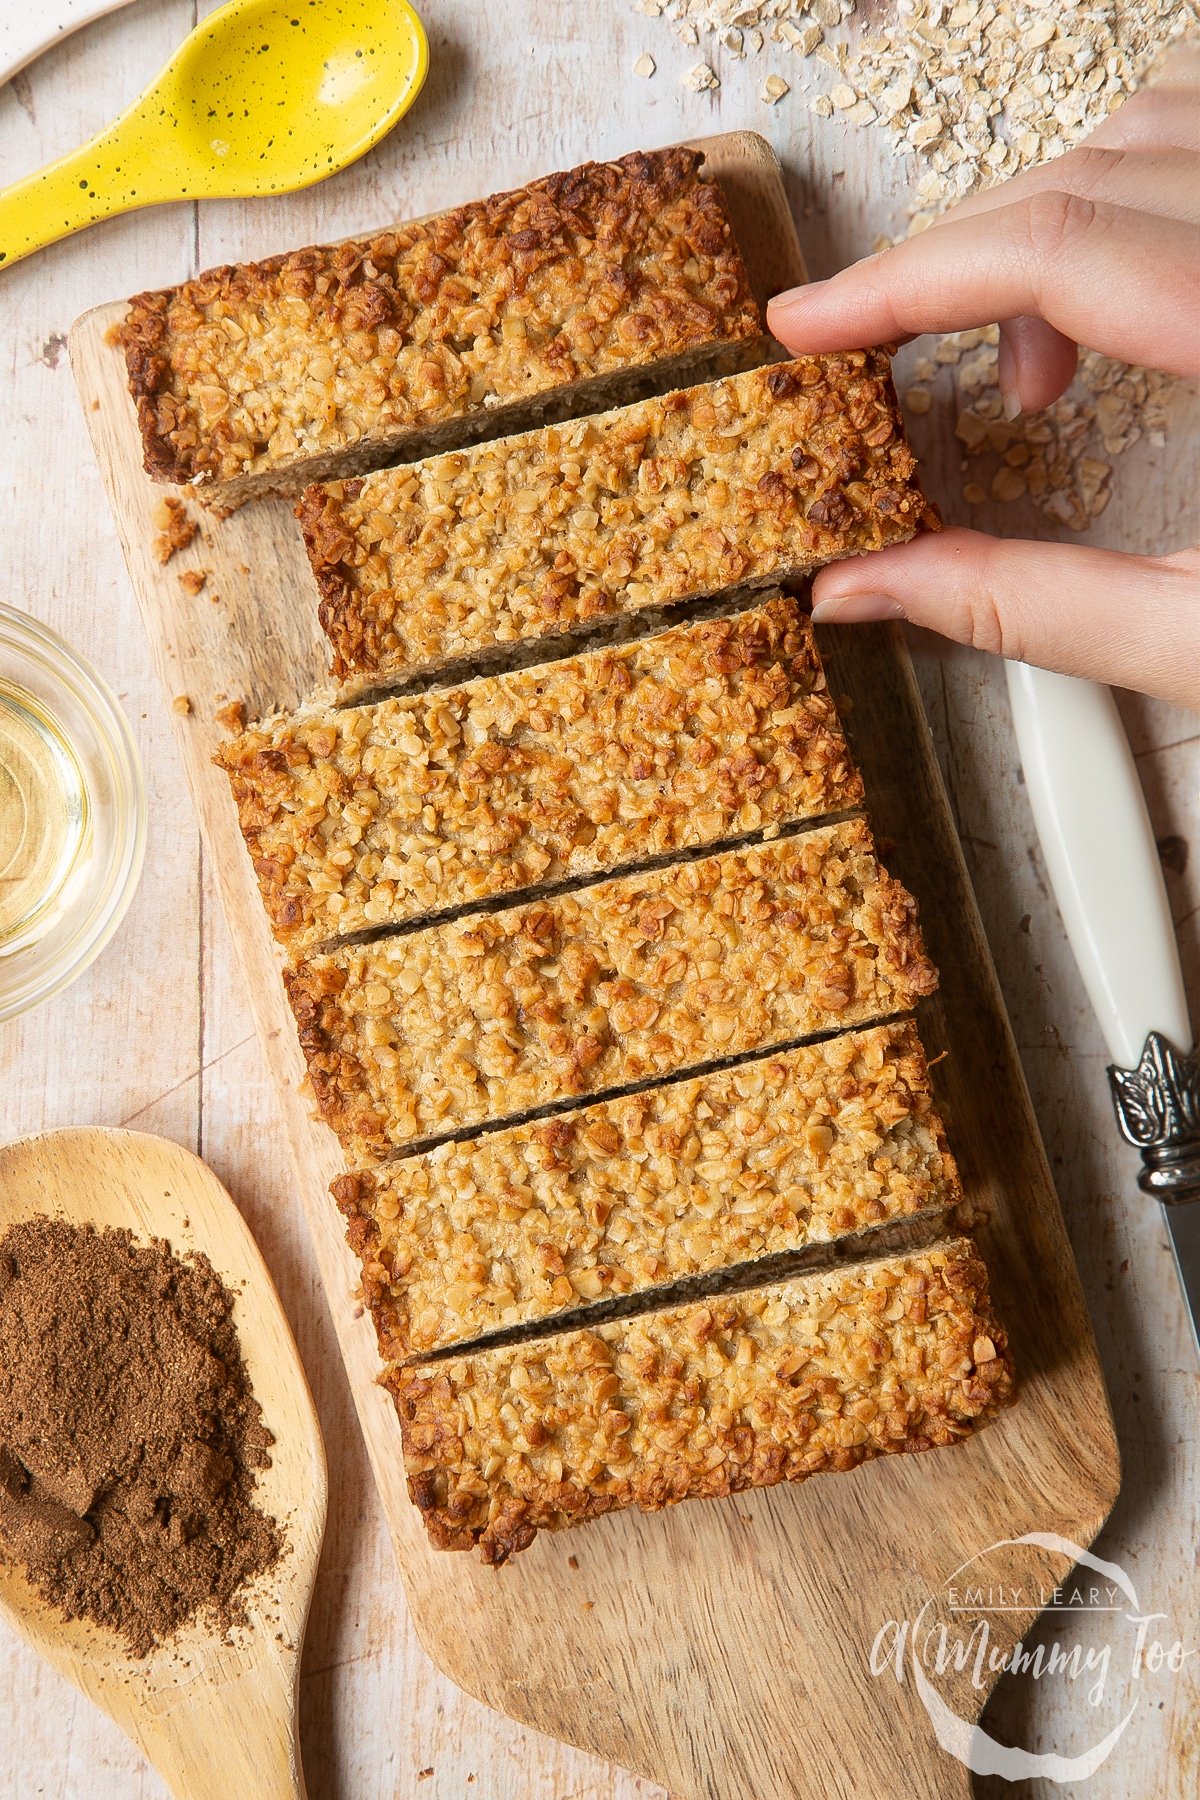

{"left": 809, "top": 528, "right": 1200, "bottom": 708}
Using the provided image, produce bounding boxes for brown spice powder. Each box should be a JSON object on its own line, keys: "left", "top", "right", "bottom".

{"left": 0, "top": 1218, "right": 282, "bottom": 1659}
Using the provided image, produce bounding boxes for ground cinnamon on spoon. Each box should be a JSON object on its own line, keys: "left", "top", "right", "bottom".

{"left": 0, "top": 1218, "right": 281, "bottom": 1659}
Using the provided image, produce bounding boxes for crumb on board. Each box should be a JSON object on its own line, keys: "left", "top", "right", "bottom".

{"left": 567, "top": 1555, "right": 579, "bottom": 1570}
{"left": 214, "top": 699, "right": 246, "bottom": 734}
{"left": 761, "top": 74, "right": 790, "bottom": 104}
{"left": 171, "top": 695, "right": 192, "bottom": 716}
{"left": 90, "top": 397, "right": 100, "bottom": 411}
{"left": 151, "top": 496, "right": 198, "bottom": 564}
{"left": 178, "top": 568, "right": 208, "bottom": 596}
{"left": 416, "top": 1770, "right": 433, "bottom": 1783}
{"left": 633, "top": 51, "right": 655, "bottom": 77}
{"left": 581, "top": 1599, "right": 594, "bottom": 1612}
{"left": 103, "top": 322, "right": 122, "bottom": 348}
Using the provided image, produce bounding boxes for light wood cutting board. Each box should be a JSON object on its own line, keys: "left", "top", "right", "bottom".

{"left": 70, "top": 131, "right": 1121, "bottom": 1800}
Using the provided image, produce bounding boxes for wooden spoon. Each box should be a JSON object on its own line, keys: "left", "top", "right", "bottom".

{"left": 0, "top": 1127, "right": 327, "bottom": 1800}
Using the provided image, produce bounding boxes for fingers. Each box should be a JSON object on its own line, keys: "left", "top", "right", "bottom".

{"left": 931, "top": 146, "right": 1200, "bottom": 228}
{"left": 766, "top": 199, "right": 1200, "bottom": 378}
{"left": 809, "top": 530, "right": 1200, "bottom": 709}
{"left": 997, "top": 315, "right": 1078, "bottom": 414}
{"left": 1086, "top": 86, "right": 1200, "bottom": 152}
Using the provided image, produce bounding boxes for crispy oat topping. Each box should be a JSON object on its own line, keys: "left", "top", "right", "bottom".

{"left": 215, "top": 598, "right": 864, "bottom": 952}
{"left": 120, "top": 148, "right": 763, "bottom": 504}
{"left": 283, "top": 819, "right": 937, "bottom": 1161}
{"left": 390, "top": 1238, "right": 1015, "bottom": 1561}
{"left": 335, "top": 1020, "right": 960, "bottom": 1359}
{"left": 299, "top": 353, "right": 937, "bottom": 685}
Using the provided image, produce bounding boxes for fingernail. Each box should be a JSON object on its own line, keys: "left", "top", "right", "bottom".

{"left": 996, "top": 332, "right": 1022, "bottom": 419}
{"left": 811, "top": 594, "right": 908, "bottom": 625}
{"left": 767, "top": 280, "right": 821, "bottom": 313}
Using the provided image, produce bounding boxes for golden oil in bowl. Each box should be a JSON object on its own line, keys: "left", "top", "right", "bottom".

{"left": 0, "top": 679, "right": 91, "bottom": 953}
{"left": 0, "top": 607, "right": 144, "bottom": 1022}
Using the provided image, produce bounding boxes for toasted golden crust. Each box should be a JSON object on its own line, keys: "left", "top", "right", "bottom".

{"left": 284, "top": 819, "right": 937, "bottom": 1161}
{"left": 334, "top": 1020, "right": 961, "bottom": 1360}
{"left": 388, "top": 1238, "right": 1015, "bottom": 1563}
{"left": 301, "top": 352, "right": 938, "bottom": 683}
{"left": 215, "top": 598, "right": 863, "bottom": 952}
{"left": 120, "top": 148, "right": 763, "bottom": 503}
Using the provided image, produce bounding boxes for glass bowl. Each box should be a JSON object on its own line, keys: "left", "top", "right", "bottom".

{"left": 0, "top": 605, "right": 146, "bottom": 1023}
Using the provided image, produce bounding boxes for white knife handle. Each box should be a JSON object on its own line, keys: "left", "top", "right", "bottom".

{"left": 0, "top": 0, "right": 138, "bottom": 89}
{"left": 1004, "top": 662, "right": 1193, "bottom": 1070}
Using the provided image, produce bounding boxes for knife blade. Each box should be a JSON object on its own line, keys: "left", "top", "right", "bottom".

{"left": 1005, "top": 661, "right": 1199, "bottom": 1363}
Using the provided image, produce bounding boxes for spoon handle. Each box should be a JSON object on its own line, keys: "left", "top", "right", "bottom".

{"left": 0, "top": 120, "right": 165, "bottom": 268}
{"left": 132, "top": 1643, "right": 307, "bottom": 1800}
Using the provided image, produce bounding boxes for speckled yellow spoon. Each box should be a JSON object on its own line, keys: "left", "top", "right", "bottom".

{"left": 0, "top": 0, "right": 428, "bottom": 269}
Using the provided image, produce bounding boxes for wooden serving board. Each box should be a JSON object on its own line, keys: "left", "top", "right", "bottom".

{"left": 70, "top": 131, "right": 1120, "bottom": 1800}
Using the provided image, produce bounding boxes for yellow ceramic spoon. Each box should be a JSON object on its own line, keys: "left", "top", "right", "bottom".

{"left": 0, "top": 0, "right": 428, "bottom": 269}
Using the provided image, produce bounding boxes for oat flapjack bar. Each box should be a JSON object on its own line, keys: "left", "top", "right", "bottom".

{"left": 335, "top": 1020, "right": 961, "bottom": 1360}
{"left": 216, "top": 597, "right": 863, "bottom": 952}
{"left": 390, "top": 1238, "right": 1014, "bottom": 1562}
{"left": 299, "top": 352, "right": 938, "bottom": 684}
{"left": 121, "top": 148, "right": 764, "bottom": 506}
{"left": 284, "top": 819, "right": 937, "bottom": 1162}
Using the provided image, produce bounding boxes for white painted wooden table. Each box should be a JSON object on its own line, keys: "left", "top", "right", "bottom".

{"left": 1, "top": 4, "right": 1196, "bottom": 1796}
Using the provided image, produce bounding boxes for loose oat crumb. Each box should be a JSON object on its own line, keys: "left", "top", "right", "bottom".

{"left": 634, "top": 51, "right": 656, "bottom": 77}
{"left": 991, "top": 466, "right": 1028, "bottom": 503}
{"left": 567, "top": 1554, "right": 579, "bottom": 1570}
{"left": 90, "top": 398, "right": 100, "bottom": 412}
{"left": 151, "top": 496, "right": 198, "bottom": 564}
{"left": 416, "top": 1770, "right": 433, "bottom": 1783}
{"left": 214, "top": 699, "right": 246, "bottom": 734}
{"left": 904, "top": 387, "right": 932, "bottom": 417}
{"left": 581, "top": 1600, "right": 595, "bottom": 1611}
{"left": 761, "top": 73, "right": 790, "bottom": 104}
{"left": 171, "top": 695, "right": 192, "bottom": 716}
{"left": 681, "top": 59, "right": 719, "bottom": 91}
{"left": 178, "top": 568, "right": 208, "bottom": 596}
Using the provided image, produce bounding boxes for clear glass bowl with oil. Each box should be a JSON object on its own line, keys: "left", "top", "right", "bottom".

{"left": 0, "top": 606, "right": 145, "bottom": 1022}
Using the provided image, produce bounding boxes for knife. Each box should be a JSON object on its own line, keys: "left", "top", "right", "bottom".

{"left": 1005, "top": 662, "right": 1200, "bottom": 1363}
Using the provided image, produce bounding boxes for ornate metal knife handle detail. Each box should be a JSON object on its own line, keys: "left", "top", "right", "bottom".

{"left": 1108, "top": 1032, "right": 1200, "bottom": 1204}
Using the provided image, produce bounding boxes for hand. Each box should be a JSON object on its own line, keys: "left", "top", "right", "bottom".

{"left": 766, "top": 41, "right": 1200, "bottom": 709}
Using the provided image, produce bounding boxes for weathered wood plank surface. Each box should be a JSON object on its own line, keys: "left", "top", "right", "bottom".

{"left": 1, "top": 2, "right": 1196, "bottom": 1796}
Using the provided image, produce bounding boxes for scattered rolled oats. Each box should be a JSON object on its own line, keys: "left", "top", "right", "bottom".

{"left": 633, "top": 51, "right": 657, "bottom": 76}
{"left": 762, "top": 72, "right": 790, "bottom": 103}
